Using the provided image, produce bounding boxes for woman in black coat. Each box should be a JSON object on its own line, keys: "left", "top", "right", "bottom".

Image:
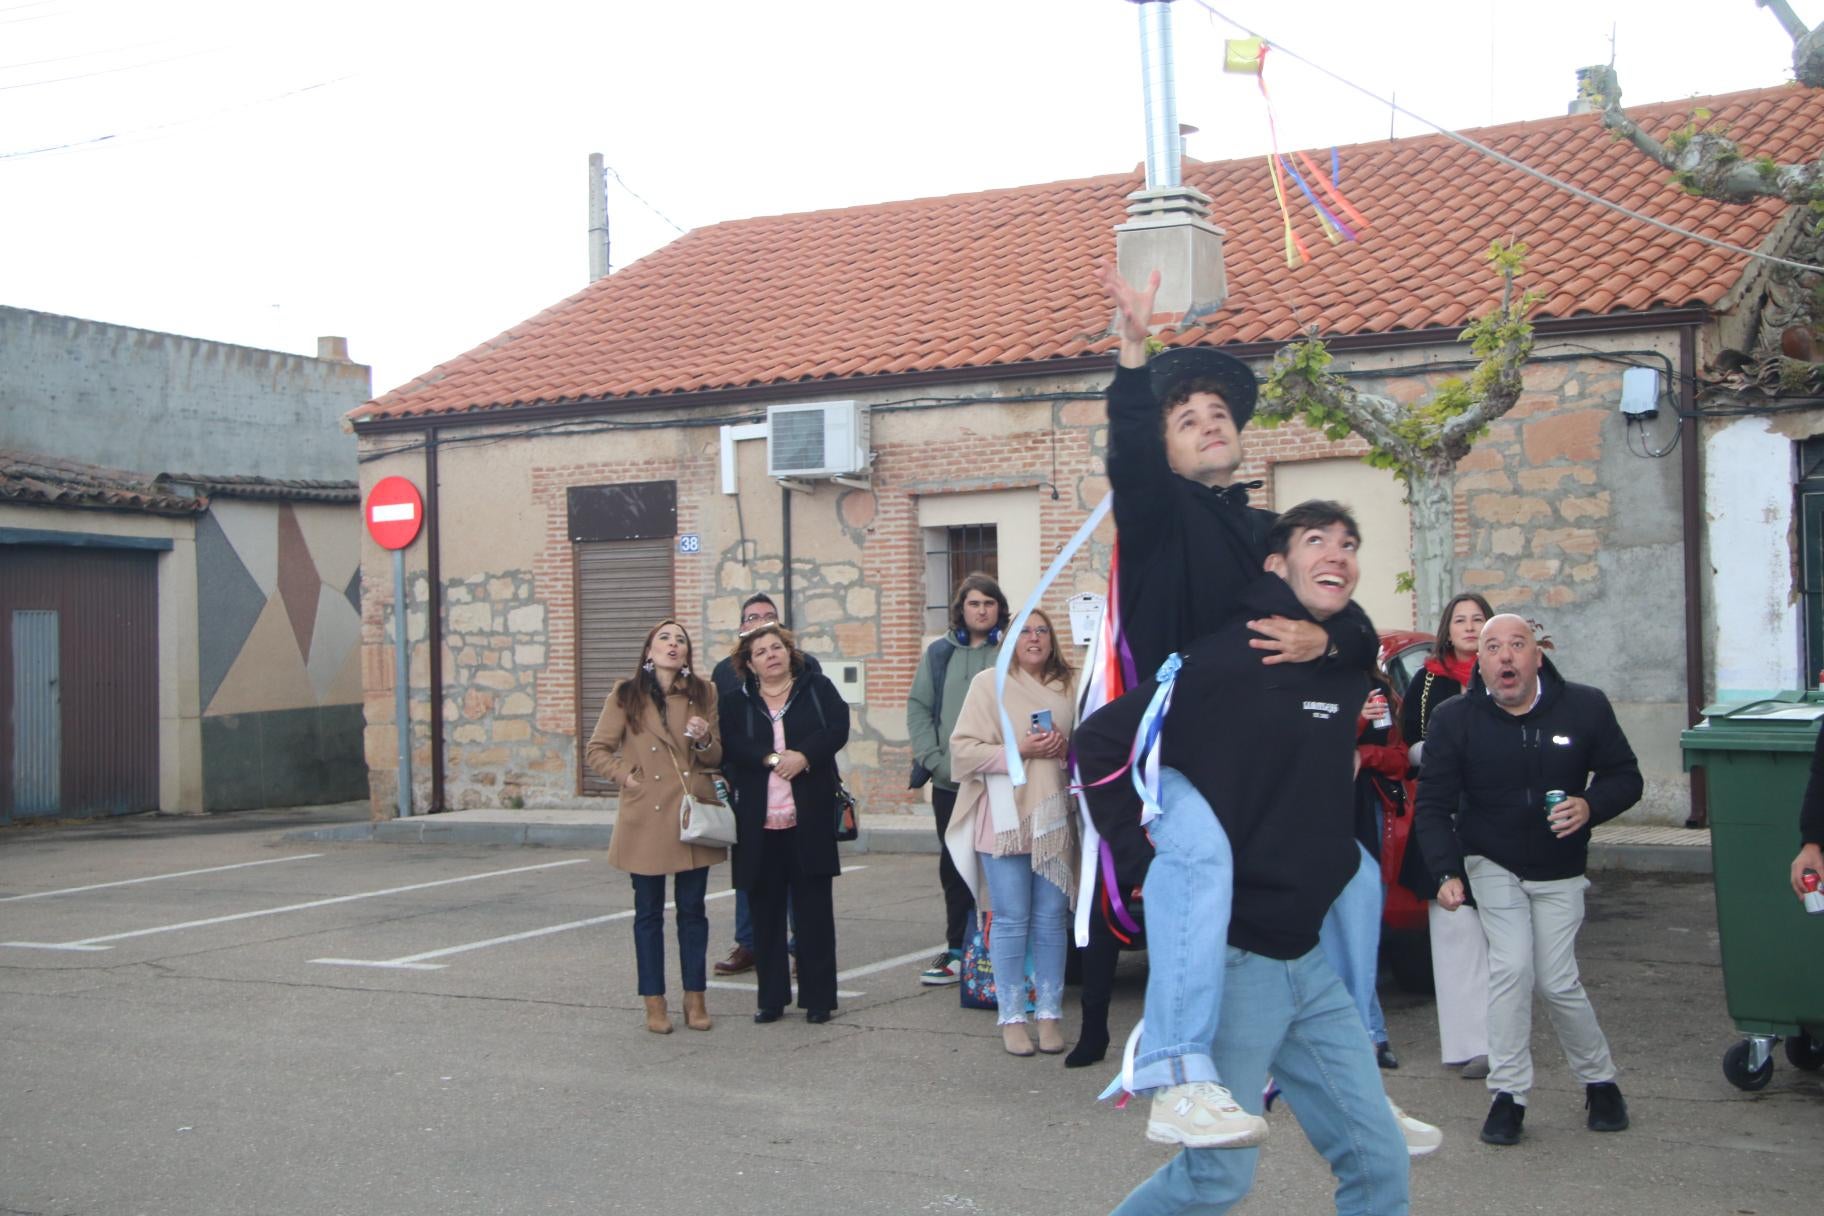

{"left": 718, "top": 622, "right": 851, "bottom": 1024}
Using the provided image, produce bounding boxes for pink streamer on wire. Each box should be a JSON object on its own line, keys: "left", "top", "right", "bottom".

{"left": 1255, "top": 44, "right": 1310, "bottom": 267}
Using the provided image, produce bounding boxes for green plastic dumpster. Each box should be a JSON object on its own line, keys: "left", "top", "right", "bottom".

{"left": 1680, "top": 691, "right": 1824, "bottom": 1091}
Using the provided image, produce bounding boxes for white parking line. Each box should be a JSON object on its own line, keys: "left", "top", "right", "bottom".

{"left": 0, "top": 859, "right": 589, "bottom": 952}
{"left": 0, "top": 854, "right": 323, "bottom": 903}
{"left": 706, "top": 945, "right": 946, "bottom": 998}
{"left": 312, "top": 888, "right": 740, "bottom": 970}
{"left": 310, "top": 866, "right": 873, "bottom": 971}
{"left": 705, "top": 980, "right": 866, "bottom": 998}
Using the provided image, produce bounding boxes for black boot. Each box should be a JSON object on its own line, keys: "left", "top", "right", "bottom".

{"left": 1064, "top": 1003, "right": 1109, "bottom": 1069}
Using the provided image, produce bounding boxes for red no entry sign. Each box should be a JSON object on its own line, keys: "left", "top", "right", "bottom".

{"left": 365, "top": 476, "right": 424, "bottom": 550}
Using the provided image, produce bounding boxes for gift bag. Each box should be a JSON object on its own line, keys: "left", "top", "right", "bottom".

{"left": 959, "top": 913, "right": 1038, "bottom": 1012}
{"left": 960, "top": 914, "right": 998, "bottom": 1010}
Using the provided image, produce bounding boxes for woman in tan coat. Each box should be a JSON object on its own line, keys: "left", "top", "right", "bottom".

{"left": 585, "top": 619, "right": 725, "bottom": 1034}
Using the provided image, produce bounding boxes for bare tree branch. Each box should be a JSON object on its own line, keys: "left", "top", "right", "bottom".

{"left": 1584, "top": 63, "right": 1824, "bottom": 204}
{"left": 1756, "top": 0, "right": 1824, "bottom": 85}
{"left": 1436, "top": 337, "right": 1525, "bottom": 459}
{"left": 1758, "top": 0, "right": 1811, "bottom": 43}
{"left": 1257, "top": 347, "right": 1410, "bottom": 457}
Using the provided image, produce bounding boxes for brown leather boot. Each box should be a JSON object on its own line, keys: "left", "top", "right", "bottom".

{"left": 683, "top": 990, "right": 712, "bottom": 1031}
{"left": 643, "top": 995, "right": 673, "bottom": 1034}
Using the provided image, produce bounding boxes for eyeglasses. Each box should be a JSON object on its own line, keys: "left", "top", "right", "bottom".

{"left": 1019, "top": 625, "right": 1051, "bottom": 637}
{"left": 741, "top": 612, "right": 778, "bottom": 627}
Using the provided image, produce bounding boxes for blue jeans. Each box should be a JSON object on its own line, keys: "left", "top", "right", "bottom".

{"left": 630, "top": 868, "right": 709, "bottom": 996}
{"left": 977, "top": 851, "right": 1069, "bottom": 1024}
{"left": 1132, "top": 769, "right": 1385, "bottom": 1091}
{"left": 1111, "top": 947, "right": 1410, "bottom": 1216}
{"left": 1323, "top": 843, "right": 1389, "bottom": 1045}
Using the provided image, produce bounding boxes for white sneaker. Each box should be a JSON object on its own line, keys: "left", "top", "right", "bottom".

{"left": 1389, "top": 1099, "right": 1442, "bottom": 1157}
{"left": 1146, "top": 1082, "right": 1269, "bottom": 1149}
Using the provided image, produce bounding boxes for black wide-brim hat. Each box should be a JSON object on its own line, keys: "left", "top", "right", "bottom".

{"left": 1148, "top": 347, "right": 1258, "bottom": 430}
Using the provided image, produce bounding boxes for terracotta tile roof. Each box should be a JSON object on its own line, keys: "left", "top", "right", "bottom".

{"left": 155, "top": 473, "right": 359, "bottom": 504}
{"left": 0, "top": 452, "right": 358, "bottom": 515}
{"left": 354, "top": 84, "right": 1824, "bottom": 423}
{"left": 0, "top": 451, "right": 205, "bottom": 516}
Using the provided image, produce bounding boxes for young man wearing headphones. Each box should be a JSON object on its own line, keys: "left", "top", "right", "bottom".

{"left": 907, "top": 573, "right": 1009, "bottom": 984}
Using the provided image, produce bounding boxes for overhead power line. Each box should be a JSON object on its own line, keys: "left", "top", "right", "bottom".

{"left": 1190, "top": 0, "right": 1824, "bottom": 274}
{"left": 604, "top": 165, "right": 687, "bottom": 234}
{"left": 0, "top": 73, "right": 354, "bottom": 161}
{"left": 0, "top": 45, "right": 218, "bottom": 92}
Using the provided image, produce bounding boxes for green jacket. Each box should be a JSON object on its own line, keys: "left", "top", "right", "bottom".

{"left": 906, "top": 633, "right": 1000, "bottom": 791}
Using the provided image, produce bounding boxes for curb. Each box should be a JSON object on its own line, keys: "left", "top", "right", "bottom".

{"left": 1587, "top": 841, "right": 1712, "bottom": 875}
{"left": 284, "top": 821, "right": 1712, "bottom": 876}
{"left": 284, "top": 819, "right": 937, "bottom": 854}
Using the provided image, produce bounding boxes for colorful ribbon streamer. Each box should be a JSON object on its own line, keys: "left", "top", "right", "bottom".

{"left": 994, "top": 494, "right": 1113, "bottom": 789}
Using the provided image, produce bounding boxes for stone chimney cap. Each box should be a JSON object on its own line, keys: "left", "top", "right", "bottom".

{"left": 317, "top": 336, "right": 350, "bottom": 362}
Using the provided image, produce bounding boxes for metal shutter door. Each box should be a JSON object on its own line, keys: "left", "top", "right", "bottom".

{"left": 575, "top": 538, "right": 674, "bottom": 795}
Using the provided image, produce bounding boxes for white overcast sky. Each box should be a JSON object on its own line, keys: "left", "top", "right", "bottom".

{"left": 1, "top": 0, "right": 1804, "bottom": 396}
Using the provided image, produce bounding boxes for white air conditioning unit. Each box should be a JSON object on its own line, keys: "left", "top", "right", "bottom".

{"left": 766, "top": 401, "right": 871, "bottom": 479}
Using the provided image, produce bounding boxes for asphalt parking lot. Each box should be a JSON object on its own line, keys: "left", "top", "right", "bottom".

{"left": 1, "top": 807, "right": 1816, "bottom": 1216}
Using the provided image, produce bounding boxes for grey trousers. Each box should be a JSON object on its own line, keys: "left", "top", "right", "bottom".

{"left": 1465, "top": 855, "right": 1618, "bottom": 1102}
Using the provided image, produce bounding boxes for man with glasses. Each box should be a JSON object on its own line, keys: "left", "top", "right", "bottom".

{"left": 711, "top": 593, "right": 821, "bottom": 975}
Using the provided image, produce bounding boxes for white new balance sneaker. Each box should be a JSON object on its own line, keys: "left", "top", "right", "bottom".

{"left": 1389, "top": 1099, "right": 1443, "bottom": 1157}
{"left": 1146, "top": 1082, "right": 1270, "bottom": 1149}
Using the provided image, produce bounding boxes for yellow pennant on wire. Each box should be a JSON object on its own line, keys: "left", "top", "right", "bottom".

{"left": 1223, "top": 38, "right": 1264, "bottom": 74}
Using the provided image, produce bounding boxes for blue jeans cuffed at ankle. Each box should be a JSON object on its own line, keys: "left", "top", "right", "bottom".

{"left": 977, "top": 851, "right": 1069, "bottom": 1024}
{"left": 1129, "top": 768, "right": 1234, "bottom": 1092}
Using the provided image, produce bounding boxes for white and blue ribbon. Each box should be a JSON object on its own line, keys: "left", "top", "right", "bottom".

{"left": 1129, "top": 653, "right": 1183, "bottom": 827}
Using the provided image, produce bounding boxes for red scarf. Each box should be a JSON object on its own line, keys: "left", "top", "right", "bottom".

{"left": 1424, "top": 648, "right": 1474, "bottom": 687}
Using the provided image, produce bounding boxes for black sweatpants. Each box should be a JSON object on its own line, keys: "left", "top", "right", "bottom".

{"left": 931, "top": 785, "right": 977, "bottom": 951}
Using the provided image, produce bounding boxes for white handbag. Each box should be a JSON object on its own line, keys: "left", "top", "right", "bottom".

{"left": 667, "top": 741, "right": 738, "bottom": 847}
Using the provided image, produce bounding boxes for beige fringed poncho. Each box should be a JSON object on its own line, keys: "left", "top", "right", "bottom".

{"left": 944, "top": 665, "right": 1079, "bottom": 909}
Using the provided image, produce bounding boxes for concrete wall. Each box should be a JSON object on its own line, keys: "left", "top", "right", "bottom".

{"left": 0, "top": 307, "right": 369, "bottom": 480}
{"left": 196, "top": 498, "right": 365, "bottom": 810}
{"left": 354, "top": 328, "right": 1704, "bottom": 824}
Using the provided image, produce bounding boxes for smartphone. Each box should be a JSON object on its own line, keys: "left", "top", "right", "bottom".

{"left": 1030, "top": 709, "right": 1053, "bottom": 734}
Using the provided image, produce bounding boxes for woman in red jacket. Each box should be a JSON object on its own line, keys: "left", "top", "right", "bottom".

{"left": 1354, "top": 673, "right": 1407, "bottom": 1069}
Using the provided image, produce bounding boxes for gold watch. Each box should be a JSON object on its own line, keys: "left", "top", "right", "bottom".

{"left": 765, "top": 752, "right": 781, "bottom": 769}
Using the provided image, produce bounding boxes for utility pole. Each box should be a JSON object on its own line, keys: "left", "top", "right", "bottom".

{"left": 588, "top": 153, "right": 610, "bottom": 281}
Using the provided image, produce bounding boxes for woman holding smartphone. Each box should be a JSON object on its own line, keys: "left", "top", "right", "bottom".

{"left": 945, "top": 608, "right": 1079, "bottom": 1056}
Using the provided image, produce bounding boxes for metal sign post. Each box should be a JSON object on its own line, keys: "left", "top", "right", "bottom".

{"left": 392, "top": 547, "right": 412, "bottom": 818}
{"left": 365, "top": 476, "right": 426, "bottom": 819}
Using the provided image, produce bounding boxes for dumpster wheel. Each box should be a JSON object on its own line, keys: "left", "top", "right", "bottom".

{"left": 1724, "top": 1039, "right": 1775, "bottom": 1091}
{"left": 1784, "top": 1032, "right": 1824, "bottom": 1072}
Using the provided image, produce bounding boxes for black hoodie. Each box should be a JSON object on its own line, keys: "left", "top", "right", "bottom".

{"left": 1076, "top": 574, "right": 1368, "bottom": 961}
{"left": 1105, "top": 363, "right": 1377, "bottom": 681}
{"left": 1413, "top": 655, "right": 1642, "bottom": 883}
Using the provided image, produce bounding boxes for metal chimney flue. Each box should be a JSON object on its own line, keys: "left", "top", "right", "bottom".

{"left": 1136, "top": 0, "right": 1182, "bottom": 189}
{"left": 1117, "top": 0, "right": 1227, "bottom": 321}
